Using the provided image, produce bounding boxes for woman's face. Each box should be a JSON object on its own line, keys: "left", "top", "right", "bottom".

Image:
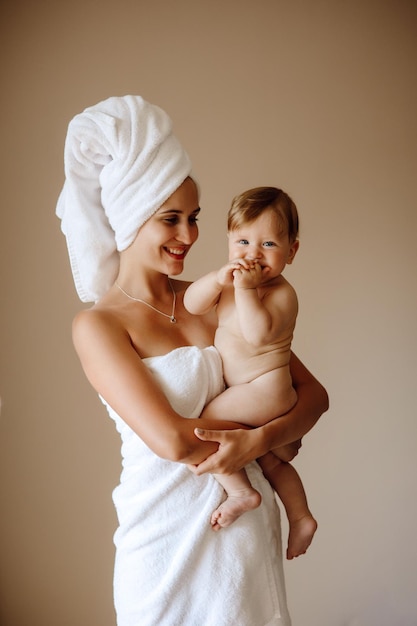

{"left": 133, "top": 177, "right": 200, "bottom": 275}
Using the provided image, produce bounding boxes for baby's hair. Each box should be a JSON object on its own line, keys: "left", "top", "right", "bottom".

{"left": 228, "top": 187, "right": 299, "bottom": 243}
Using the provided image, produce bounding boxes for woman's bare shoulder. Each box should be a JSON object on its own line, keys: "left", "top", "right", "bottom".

{"left": 72, "top": 302, "right": 129, "bottom": 349}
{"left": 73, "top": 300, "right": 122, "bottom": 325}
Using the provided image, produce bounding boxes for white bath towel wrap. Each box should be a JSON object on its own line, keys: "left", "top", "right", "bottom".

{"left": 102, "top": 346, "right": 291, "bottom": 626}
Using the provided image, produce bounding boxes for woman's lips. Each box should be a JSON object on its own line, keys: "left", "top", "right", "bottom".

{"left": 164, "top": 246, "right": 188, "bottom": 260}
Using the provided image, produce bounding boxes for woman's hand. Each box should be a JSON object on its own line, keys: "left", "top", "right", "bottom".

{"left": 188, "top": 429, "right": 302, "bottom": 475}
{"left": 189, "top": 427, "right": 264, "bottom": 475}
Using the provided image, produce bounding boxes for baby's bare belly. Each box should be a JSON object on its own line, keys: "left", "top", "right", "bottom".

{"left": 215, "top": 329, "right": 292, "bottom": 387}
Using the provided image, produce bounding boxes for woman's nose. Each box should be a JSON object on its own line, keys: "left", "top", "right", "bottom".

{"left": 176, "top": 222, "right": 196, "bottom": 244}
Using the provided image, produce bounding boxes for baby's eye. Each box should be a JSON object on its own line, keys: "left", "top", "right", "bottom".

{"left": 263, "top": 241, "right": 276, "bottom": 248}
{"left": 238, "top": 239, "right": 249, "bottom": 245}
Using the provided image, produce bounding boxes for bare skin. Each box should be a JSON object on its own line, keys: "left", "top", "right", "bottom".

{"left": 191, "top": 350, "right": 328, "bottom": 474}
{"left": 259, "top": 452, "right": 317, "bottom": 559}
{"left": 185, "top": 208, "right": 317, "bottom": 556}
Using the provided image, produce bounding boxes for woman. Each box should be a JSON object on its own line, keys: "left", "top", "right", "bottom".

{"left": 57, "top": 95, "right": 328, "bottom": 626}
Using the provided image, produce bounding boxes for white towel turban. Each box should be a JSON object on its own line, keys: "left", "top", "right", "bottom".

{"left": 56, "top": 95, "right": 192, "bottom": 302}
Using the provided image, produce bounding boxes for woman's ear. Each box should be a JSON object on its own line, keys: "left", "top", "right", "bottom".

{"left": 286, "top": 239, "right": 300, "bottom": 265}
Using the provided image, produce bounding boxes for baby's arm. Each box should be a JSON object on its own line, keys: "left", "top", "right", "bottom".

{"left": 184, "top": 271, "right": 222, "bottom": 315}
{"left": 234, "top": 269, "right": 298, "bottom": 346}
{"left": 184, "top": 261, "right": 248, "bottom": 315}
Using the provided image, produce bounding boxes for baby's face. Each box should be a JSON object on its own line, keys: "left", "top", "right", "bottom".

{"left": 228, "top": 209, "right": 299, "bottom": 281}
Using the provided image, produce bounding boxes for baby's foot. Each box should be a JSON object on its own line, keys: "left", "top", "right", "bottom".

{"left": 211, "top": 488, "right": 262, "bottom": 531}
{"left": 286, "top": 515, "right": 318, "bottom": 559}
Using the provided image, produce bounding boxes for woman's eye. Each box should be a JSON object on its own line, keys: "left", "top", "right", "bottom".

{"left": 163, "top": 215, "right": 199, "bottom": 225}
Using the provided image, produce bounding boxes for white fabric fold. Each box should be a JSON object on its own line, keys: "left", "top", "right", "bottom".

{"left": 56, "top": 95, "right": 192, "bottom": 302}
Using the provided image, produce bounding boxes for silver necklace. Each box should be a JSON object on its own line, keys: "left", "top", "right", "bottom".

{"left": 115, "top": 278, "right": 177, "bottom": 323}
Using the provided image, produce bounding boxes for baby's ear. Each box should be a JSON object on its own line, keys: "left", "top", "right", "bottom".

{"left": 287, "top": 239, "right": 300, "bottom": 264}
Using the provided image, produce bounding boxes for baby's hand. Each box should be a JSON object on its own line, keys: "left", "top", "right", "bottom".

{"left": 233, "top": 260, "right": 264, "bottom": 289}
{"left": 217, "top": 259, "right": 252, "bottom": 286}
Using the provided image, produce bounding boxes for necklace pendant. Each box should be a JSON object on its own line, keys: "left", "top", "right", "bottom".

{"left": 170, "top": 316, "right": 177, "bottom": 323}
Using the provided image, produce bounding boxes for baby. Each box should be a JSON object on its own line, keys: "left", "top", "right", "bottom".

{"left": 184, "top": 186, "right": 317, "bottom": 559}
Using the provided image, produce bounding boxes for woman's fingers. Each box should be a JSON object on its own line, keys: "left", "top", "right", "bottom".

{"left": 192, "top": 428, "right": 252, "bottom": 475}
{"left": 194, "top": 427, "right": 222, "bottom": 441}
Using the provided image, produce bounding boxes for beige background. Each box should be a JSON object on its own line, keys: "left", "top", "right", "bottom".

{"left": 1, "top": 1, "right": 416, "bottom": 625}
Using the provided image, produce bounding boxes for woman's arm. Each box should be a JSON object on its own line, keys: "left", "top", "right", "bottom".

{"left": 72, "top": 308, "right": 243, "bottom": 465}
{"left": 190, "top": 351, "right": 329, "bottom": 475}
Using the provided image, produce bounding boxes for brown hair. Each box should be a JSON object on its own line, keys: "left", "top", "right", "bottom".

{"left": 227, "top": 187, "right": 299, "bottom": 243}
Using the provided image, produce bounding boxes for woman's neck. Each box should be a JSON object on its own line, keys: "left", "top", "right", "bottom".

{"left": 116, "top": 256, "right": 173, "bottom": 300}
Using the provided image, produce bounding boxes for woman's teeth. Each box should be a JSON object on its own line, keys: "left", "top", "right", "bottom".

{"left": 167, "top": 247, "right": 185, "bottom": 257}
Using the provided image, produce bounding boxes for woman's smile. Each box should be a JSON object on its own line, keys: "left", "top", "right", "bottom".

{"left": 164, "top": 245, "right": 189, "bottom": 260}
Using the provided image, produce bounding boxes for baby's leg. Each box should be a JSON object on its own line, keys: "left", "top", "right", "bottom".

{"left": 211, "top": 469, "right": 262, "bottom": 531}
{"left": 258, "top": 452, "right": 317, "bottom": 560}
{"left": 201, "top": 373, "right": 294, "bottom": 426}
{"left": 200, "top": 374, "right": 291, "bottom": 530}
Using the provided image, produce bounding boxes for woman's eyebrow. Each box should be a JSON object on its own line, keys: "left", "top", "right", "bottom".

{"left": 159, "top": 207, "right": 201, "bottom": 215}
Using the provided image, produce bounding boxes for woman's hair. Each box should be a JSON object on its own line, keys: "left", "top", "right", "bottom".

{"left": 227, "top": 187, "right": 299, "bottom": 243}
